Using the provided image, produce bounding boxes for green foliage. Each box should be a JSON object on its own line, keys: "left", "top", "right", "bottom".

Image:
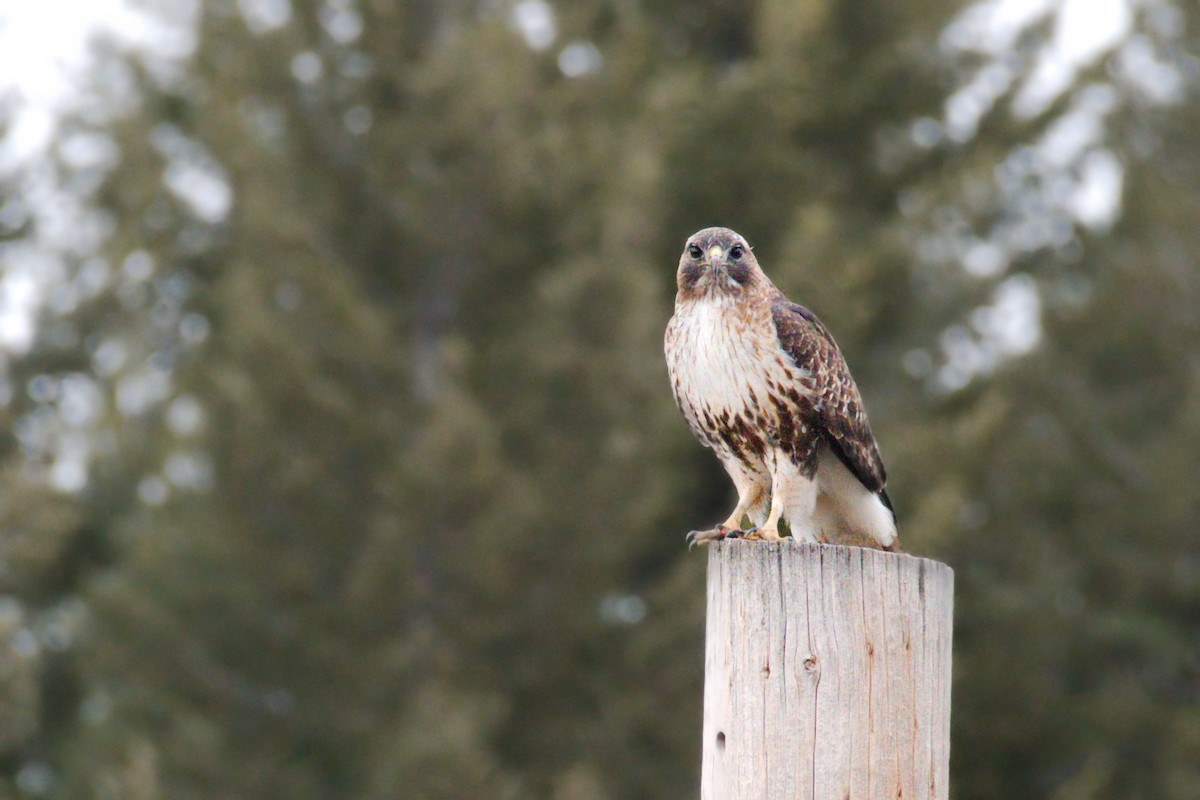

{"left": 0, "top": 1, "right": 1197, "bottom": 798}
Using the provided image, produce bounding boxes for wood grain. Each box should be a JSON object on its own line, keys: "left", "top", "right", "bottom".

{"left": 701, "top": 542, "right": 953, "bottom": 800}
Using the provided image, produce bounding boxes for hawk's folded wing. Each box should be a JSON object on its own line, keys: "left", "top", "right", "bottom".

{"left": 770, "top": 298, "right": 890, "bottom": 504}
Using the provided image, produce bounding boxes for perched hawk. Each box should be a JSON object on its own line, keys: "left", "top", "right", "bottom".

{"left": 664, "top": 227, "right": 898, "bottom": 549}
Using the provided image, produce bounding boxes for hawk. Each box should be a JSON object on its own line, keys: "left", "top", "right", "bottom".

{"left": 664, "top": 227, "right": 898, "bottom": 549}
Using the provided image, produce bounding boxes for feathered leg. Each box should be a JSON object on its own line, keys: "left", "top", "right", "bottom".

{"left": 739, "top": 448, "right": 816, "bottom": 542}
{"left": 686, "top": 459, "right": 768, "bottom": 547}
{"left": 745, "top": 448, "right": 819, "bottom": 543}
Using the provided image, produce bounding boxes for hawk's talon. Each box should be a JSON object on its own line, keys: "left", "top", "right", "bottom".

{"left": 686, "top": 526, "right": 744, "bottom": 548}
{"left": 739, "top": 526, "right": 784, "bottom": 542}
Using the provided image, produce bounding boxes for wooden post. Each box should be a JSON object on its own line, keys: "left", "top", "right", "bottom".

{"left": 701, "top": 541, "right": 953, "bottom": 800}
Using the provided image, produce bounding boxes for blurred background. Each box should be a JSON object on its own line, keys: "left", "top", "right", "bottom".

{"left": 0, "top": 0, "right": 1197, "bottom": 797}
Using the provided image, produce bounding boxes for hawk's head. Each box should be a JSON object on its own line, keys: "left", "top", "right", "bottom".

{"left": 676, "top": 227, "right": 765, "bottom": 300}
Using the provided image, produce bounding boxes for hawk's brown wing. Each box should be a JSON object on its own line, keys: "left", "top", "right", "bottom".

{"left": 771, "top": 298, "right": 890, "bottom": 502}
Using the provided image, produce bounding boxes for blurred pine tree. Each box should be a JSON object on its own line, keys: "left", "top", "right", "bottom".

{"left": 0, "top": 1, "right": 1196, "bottom": 799}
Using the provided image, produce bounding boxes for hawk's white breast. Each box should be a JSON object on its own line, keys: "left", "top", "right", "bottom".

{"left": 667, "top": 295, "right": 811, "bottom": 439}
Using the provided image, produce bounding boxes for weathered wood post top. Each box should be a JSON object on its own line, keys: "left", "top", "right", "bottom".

{"left": 701, "top": 541, "right": 954, "bottom": 800}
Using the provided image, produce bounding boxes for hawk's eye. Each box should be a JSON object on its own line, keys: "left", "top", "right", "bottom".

{"left": 687, "top": 244, "right": 703, "bottom": 259}
{"left": 729, "top": 244, "right": 745, "bottom": 260}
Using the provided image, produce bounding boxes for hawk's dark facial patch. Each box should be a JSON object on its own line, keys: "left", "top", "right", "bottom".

{"left": 726, "top": 262, "right": 752, "bottom": 284}
{"left": 677, "top": 228, "right": 759, "bottom": 297}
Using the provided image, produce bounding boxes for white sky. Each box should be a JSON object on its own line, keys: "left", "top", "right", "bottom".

{"left": 0, "top": 0, "right": 201, "bottom": 493}
{"left": 0, "top": 0, "right": 195, "bottom": 171}
{"left": 925, "top": 0, "right": 1188, "bottom": 390}
{"left": 0, "top": 0, "right": 198, "bottom": 353}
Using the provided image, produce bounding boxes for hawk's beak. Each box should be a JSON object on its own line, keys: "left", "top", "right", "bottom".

{"left": 703, "top": 245, "right": 726, "bottom": 269}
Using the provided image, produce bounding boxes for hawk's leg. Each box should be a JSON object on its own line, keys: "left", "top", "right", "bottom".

{"left": 686, "top": 475, "right": 766, "bottom": 547}
{"left": 742, "top": 489, "right": 785, "bottom": 542}
{"left": 743, "top": 451, "right": 787, "bottom": 542}
{"left": 745, "top": 448, "right": 818, "bottom": 543}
